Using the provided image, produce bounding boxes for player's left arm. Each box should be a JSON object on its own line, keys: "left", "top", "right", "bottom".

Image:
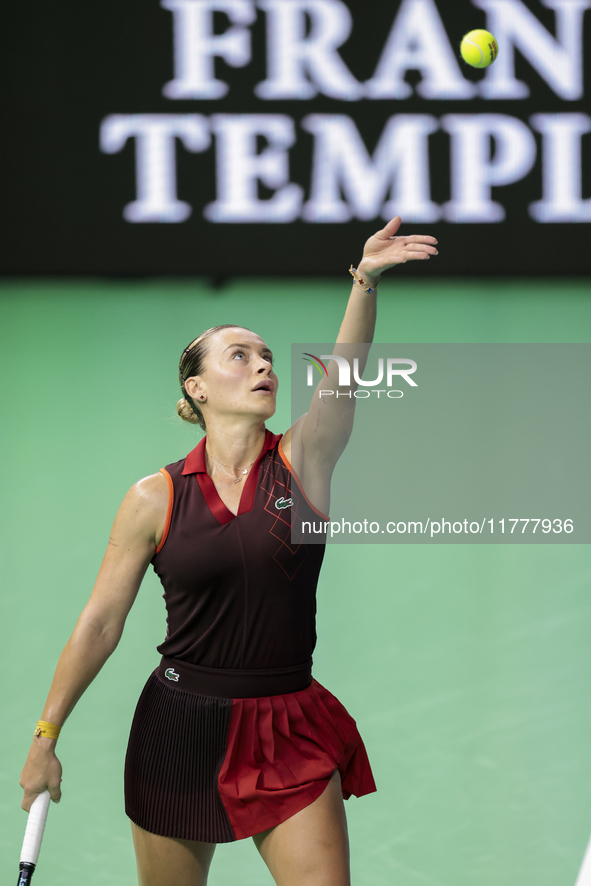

{"left": 284, "top": 218, "right": 437, "bottom": 495}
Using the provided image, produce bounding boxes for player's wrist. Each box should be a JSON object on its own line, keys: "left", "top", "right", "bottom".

{"left": 34, "top": 720, "right": 61, "bottom": 743}
{"left": 31, "top": 736, "right": 58, "bottom": 755}
{"left": 355, "top": 261, "right": 381, "bottom": 288}
{"left": 350, "top": 262, "right": 380, "bottom": 292}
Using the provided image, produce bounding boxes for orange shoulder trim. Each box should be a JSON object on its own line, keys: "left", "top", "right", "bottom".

{"left": 277, "top": 440, "right": 329, "bottom": 522}
{"left": 155, "top": 468, "right": 174, "bottom": 554}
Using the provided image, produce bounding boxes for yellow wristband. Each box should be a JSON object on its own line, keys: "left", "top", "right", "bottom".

{"left": 34, "top": 720, "right": 61, "bottom": 740}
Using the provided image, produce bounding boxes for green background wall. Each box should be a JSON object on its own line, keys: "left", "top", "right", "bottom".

{"left": 2, "top": 277, "right": 590, "bottom": 885}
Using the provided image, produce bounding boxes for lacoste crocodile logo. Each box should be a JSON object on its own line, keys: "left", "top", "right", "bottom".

{"left": 165, "top": 668, "right": 180, "bottom": 682}
{"left": 275, "top": 497, "right": 294, "bottom": 510}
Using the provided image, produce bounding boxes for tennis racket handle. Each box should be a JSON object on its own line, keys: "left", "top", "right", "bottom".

{"left": 17, "top": 862, "right": 36, "bottom": 885}
{"left": 20, "top": 790, "right": 50, "bottom": 865}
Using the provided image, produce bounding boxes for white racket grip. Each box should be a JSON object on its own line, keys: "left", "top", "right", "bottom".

{"left": 20, "top": 791, "right": 50, "bottom": 865}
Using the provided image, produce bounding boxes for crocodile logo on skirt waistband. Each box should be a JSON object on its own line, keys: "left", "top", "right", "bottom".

{"left": 165, "top": 667, "right": 180, "bottom": 682}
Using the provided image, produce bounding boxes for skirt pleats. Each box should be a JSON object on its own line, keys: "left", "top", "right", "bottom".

{"left": 219, "top": 679, "right": 376, "bottom": 839}
{"left": 124, "top": 671, "right": 376, "bottom": 842}
{"left": 125, "top": 674, "right": 235, "bottom": 842}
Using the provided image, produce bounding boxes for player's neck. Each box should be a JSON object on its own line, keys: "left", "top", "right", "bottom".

{"left": 204, "top": 422, "right": 267, "bottom": 472}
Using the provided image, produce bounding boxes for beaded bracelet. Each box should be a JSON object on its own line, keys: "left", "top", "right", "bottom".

{"left": 349, "top": 265, "right": 380, "bottom": 293}
{"left": 34, "top": 720, "right": 61, "bottom": 740}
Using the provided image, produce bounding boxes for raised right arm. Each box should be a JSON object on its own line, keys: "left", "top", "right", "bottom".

{"left": 19, "top": 472, "right": 169, "bottom": 811}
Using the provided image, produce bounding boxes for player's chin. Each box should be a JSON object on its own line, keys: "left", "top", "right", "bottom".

{"left": 248, "top": 396, "right": 277, "bottom": 418}
{"left": 261, "top": 401, "right": 277, "bottom": 418}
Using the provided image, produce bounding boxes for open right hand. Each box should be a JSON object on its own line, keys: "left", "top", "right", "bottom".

{"left": 357, "top": 216, "right": 438, "bottom": 282}
{"left": 20, "top": 739, "right": 62, "bottom": 811}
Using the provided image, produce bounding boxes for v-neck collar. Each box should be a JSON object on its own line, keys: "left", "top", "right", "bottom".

{"left": 182, "top": 429, "right": 282, "bottom": 525}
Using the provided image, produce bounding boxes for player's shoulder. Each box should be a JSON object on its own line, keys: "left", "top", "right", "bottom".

{"left": 132, "top": 471, "right": 169, "bottom": 498}
{"left": 128, "top": 451, "right": 188, "bottom": 502}
{"left": 108, "top": 472, "right": 170, "bottom": 545}
{"left": 121, "top": 472, "right": 169, "bottom": 519}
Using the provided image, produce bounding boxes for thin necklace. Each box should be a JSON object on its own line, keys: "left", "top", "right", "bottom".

{"left": 207, "top": 451, "right": 255, "bottom": 485}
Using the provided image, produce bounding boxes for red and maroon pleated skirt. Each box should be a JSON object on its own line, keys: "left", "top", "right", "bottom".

{"left": 124, "top": 657, "right": 376, "bottom": 842}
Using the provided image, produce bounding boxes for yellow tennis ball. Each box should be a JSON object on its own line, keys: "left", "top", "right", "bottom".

{"left": 460, "top": 29, "right": 499, "bottom": 68}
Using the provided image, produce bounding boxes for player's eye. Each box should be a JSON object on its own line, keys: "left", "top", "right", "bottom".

{"left": 232, "top": 350, "right": 246, "bottom": 359}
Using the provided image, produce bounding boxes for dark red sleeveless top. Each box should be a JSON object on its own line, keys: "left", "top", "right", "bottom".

{"left": 151, "top": 430, "right": 326, "bottom": 670}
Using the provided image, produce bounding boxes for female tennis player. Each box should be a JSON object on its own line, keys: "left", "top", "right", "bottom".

{"left": 20, "top": 217, "right": 437, "bottom": 886}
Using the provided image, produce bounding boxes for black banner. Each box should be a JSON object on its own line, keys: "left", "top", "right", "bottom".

{"left": 5, "top": 0, "right": 591, "bottom": 276}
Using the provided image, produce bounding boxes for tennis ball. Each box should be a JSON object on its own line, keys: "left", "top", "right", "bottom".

{"left": 460, "top": 29, "right": 498, "bottom": 68}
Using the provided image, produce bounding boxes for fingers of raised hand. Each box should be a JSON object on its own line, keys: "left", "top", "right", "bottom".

{"left": 391, "top": 237, "right": 438, "bottom": 261}
{"left": 413, "top": 245, "right": 439, "bottom": 258}
{"left": 395, "top": 234, "right": 438, "bottom": 246}
{"left": 363, "top": 229, "right": 439, "bottom": 268}
{"left": 375, "top": 216, "right": 402, "bottom": 239}
{"left": 408, "top": 234, "right": 437, "bottom": 246}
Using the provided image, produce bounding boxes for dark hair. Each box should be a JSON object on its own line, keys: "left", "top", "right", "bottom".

{"left": 177, "top": 325, "right": 252, "bottom": 431}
